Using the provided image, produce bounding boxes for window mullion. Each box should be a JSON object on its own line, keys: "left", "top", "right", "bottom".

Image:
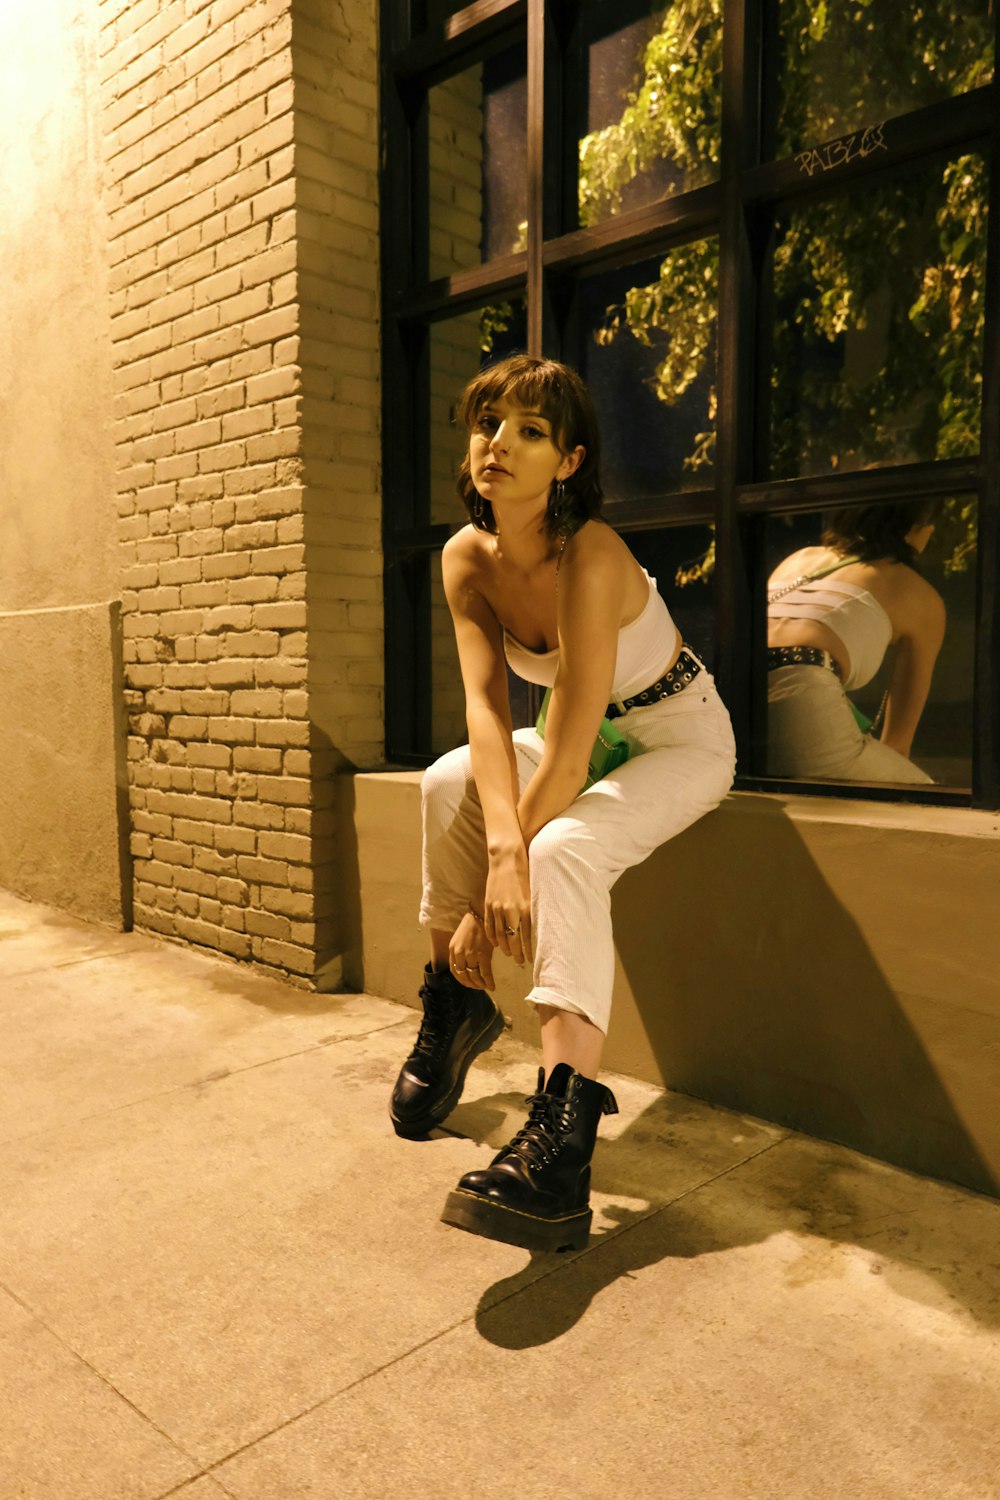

{"left": 526, "top": 0, "right": 545, "bottom": 352}
{"left": 973, "top": 51, "right": 1000, "bottom": 809}
{"left": 716, "top": 0, "right": 763, "bottom": 774}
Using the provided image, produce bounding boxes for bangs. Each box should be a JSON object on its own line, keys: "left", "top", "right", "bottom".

{"left": 459, "top": 359, "right": 575, "bottom": 449}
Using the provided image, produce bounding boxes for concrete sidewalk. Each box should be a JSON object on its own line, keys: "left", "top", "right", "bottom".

{"left": 1, "top": 889, "right": 998, "bottom": 1500}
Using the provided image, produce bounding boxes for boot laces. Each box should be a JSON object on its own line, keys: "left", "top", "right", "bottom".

{"left": 502, "top": 1087, "right": 575, "bottom": 1171}
{"left": 410, "top": 986, "right": 460, "bottom": 1064}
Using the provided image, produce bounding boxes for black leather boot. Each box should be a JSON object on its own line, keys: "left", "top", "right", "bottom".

{"left": 389, "top": 965, "right": 504, "bottom": 1139}
{"left": 440, "top": 1063, "right": 618, "bottom": 1252}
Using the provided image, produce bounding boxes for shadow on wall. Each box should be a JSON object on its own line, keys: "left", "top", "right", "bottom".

{"left": 308, "top": 722, "right": 365, "bottom": 993}
{"left": 610, "top": 794, "right": 998, "bottom": 1199}
{"left": 332, "top": 769, "right": 365, "bottom": 991}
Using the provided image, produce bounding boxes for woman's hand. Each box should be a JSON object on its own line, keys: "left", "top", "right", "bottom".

{"left": 448, "top": 910, "right": 496, "bottom": 991}
{"left": 483, "top": 847, "right": 533, "bottom": 966}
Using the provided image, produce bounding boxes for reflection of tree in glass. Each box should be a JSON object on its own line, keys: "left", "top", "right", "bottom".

{"left": 479, "top": 220, "right": 528, "bottom": 355}
{"left": 479, "top": 301, "right": 515, "bottom": 355}
{"left": 776, "top": 0, "right": 992, "bottom": 152}
{"left": 771, "top": 153, "right": 987, "bottom": 494}
{"left": 579, "top": 0, "right": 722, "bottom": 224}
{"left": 582, "top": 0, "right": 990, "bottom": 577}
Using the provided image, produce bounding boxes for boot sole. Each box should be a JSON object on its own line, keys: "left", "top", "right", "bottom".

{"left": 389, "top": 1005, "right": 505, "bottom": 1140}
{"left": 440, "top": 1188, "right": 591, "bottom": 1253}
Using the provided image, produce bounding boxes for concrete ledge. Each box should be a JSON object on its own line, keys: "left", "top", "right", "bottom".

{"left": 0, "top": 600, "right": 130, "bottom": 927}
{"left": 355, "top": 772, "right": 1000, "bottom": 1198}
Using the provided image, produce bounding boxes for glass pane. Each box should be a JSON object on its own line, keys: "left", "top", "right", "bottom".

{"left": 763, "top": 497, "right": 977, "bottom": 789}
{"left": 429, "top": 297, "right": 527, "bottom": 526}
{"left": 773, "top": 1, "right": 994, "bottom": 158}
{"left": 430, "top": 551, "right": 467, "bottom": 757}
{"left": 768, "top": 152, "right": 988, "bottom": 480}
{"left": 577, "top": 242, "right": 718, "bottom": 500}
{"left": 578, "top": 0, "right": 722, "bottom": 229}
{"left": 624, "top": 524, "right": 717, "bottom": 670}
{"left": 428, "top": 47, "right": 527, "bottom": 279}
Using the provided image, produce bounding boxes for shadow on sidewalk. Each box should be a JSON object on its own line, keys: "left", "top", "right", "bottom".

{"left": 444, "top": 1084, "right": 1000, "bottom": 1351}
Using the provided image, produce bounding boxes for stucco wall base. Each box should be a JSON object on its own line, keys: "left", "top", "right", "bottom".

{"left": 0, "top": 603, "right": 130, "bottom": 928}
{"left": 355, "top": 774, "right": 1000, "bottom": 1198}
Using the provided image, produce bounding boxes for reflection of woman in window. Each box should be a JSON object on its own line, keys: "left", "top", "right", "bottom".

{"left": 389, "top": 355, "right": 735, "bottom": 1252}
{"left": 766, "top": 502, "right": 945, "bottom": 783}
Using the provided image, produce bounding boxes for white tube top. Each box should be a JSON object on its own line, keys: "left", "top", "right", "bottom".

{"left": 767, "top": 578, "right": 892, "bottom": 690}
{"left": 502, "top": 568, "right": 680, "bottom": 698}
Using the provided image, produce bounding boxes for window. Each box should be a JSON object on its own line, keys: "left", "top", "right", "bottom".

{"left": 381, "top": 0, "right": 999, "bottom": 807}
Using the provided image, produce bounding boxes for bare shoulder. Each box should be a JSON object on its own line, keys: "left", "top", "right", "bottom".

{"left": 443, "top": 523, "right": 484, "bottom": 568}
{"left": 892, "top": 562, "right": 946, "bottom": 629}
{"left": 443, "top": 524, "right": 490, "bottom": 585}
{"left": 869, "top": 559, "right": 946, "bottom": 649}
{"left": 442, "top": 526, "right": 499, "bottom": 622}
{"left": 561, "top": 519, "right": 636, "bottom": 580}
{"left": 769, "top": 544, "right": 829, "bottom": 583}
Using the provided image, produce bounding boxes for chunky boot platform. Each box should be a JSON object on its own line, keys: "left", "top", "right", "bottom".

{"left": 389, "top": 965, "right": 504, "bottom": 1139}
{"left": 441, "top": 1063, "right": 618, "bottom": 1252}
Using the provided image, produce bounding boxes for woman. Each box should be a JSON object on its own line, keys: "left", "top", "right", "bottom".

{"left": 389, "top": 354, "right": 735, "bottom": 1253}
{"left": 766, "top": 502, "right": 945, "bottom": 783}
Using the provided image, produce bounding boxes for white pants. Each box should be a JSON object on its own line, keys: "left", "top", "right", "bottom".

{"left": 767, "top": 664, "right": 933, "bottom": 783}
{"left": 419, "top": 670, "right": 736, "bottom": 1034}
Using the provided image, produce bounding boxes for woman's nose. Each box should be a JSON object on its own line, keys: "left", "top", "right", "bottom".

{"left": 489, "top": 422, "right": 510, "bottom": 452}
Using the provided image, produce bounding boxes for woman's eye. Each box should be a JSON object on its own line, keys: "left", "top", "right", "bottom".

{"left": 523, "top": 426, "right": 544, "bottom": 439}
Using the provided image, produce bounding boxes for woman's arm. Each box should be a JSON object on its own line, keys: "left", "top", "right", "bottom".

{"left": 441, "top": 533, "right": 522, "bottom": 858}
{"left": 442, "top": 532, "right": 534, "bottom": 968}
{"left": 880, "top": 577, "right": 946, "bottom": 757}
{"left": 517, "top": 528, "right": 626, "bottom": 845}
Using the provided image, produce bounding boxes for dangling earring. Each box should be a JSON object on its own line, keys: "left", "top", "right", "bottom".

{"left": 473, "top": 492, "right": 484, "bottom": 521}
{"left": 553, "top": 478, "right": 568, "bottom": 533}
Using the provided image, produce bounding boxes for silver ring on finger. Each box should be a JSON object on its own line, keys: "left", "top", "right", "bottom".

{"left": 504, "top": 924, "right": 516, "bottom": 937}
{"left": 452, "top": 963, "right": 468, "bottom": 972}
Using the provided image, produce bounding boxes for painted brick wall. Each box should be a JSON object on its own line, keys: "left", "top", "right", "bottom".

{"left": 291, "top": 0, "right": 381, "bottom": 987}
{"left": 100, "top": 0, "right": 381, "bottom": 985}
{"left": 428, "top": 62, "right": 483, "bottom": 280}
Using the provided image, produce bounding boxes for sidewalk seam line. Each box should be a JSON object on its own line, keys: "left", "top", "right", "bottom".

{"left": 195, "top": 1137, "right": 791, "bottom": 1478}
{"left": 0, "top": 1280, "right": 204, "bottom": 1485}
{"left": 4, "top": 951, "right": 136, "bottom": 977}
{"left": 0, "top": 1020, "right": 412, "bottom": 1150}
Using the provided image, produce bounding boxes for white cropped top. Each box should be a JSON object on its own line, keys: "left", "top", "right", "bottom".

{"left": 767, "top": 578, "right": 892, "bottom": 691}
{"left": 502, "top": 568, "right": 680, "bottom": 700}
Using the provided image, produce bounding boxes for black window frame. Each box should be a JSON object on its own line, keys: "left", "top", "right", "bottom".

{"left": 380, "top": 0, "right": 1000, "bottom": 809}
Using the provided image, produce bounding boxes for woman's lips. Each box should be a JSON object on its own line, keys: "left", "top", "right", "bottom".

{"left": 482, "top": 464, "right": 510, "bottom": 476}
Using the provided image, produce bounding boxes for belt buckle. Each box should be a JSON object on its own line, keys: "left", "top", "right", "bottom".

{"left": 609, "top": 690, "right": 628, "bottom": 715}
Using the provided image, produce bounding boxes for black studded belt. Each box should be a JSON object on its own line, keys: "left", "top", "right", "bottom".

{"left": 605, "top": 647, "right": 703, "bottom": 720}
{"left": 766, "top": 645, "right": 839, "bottom": 676}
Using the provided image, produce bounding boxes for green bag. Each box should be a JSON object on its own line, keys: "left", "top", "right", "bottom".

{"left": 535, "top": 687, "right": 630, "bottom": 790}
{"left": 850, "top": 690, "right": 888, "bottom": 737}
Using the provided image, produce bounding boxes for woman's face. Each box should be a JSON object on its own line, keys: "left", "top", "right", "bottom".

{"left": 468, "top": 395, "right": 583, "bottom": 512}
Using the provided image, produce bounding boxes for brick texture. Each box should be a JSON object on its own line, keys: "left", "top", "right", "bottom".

{"left": 292, "top": 0, "right": 382, "bottom": 983}
{"left": 427, "top": 73, "right": 485, "bottom": 752}
{"left": 101, "top": 0, "right": 381, "bottom": 986}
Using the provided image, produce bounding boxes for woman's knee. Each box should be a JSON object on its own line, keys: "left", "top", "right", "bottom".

{"left": 528, "top": 816, "right": 592, "bottom": 881}
{"left": 421, "top": 744, "right": 473, "bottom": 815}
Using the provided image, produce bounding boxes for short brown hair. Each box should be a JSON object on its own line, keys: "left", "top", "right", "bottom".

{"left": 455, "top": 354, "right": 604, "bottom": 538}
{"left": 821, "top": 499, "right": 943, "bottom": 564}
